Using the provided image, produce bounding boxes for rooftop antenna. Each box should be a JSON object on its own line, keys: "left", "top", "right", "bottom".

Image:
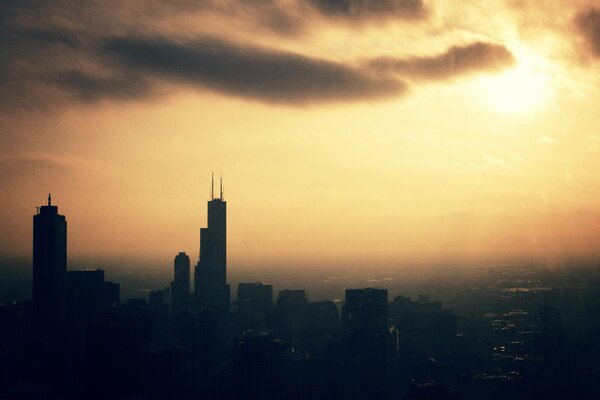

{"left": 48, "top": 193, "right": 51, "bottom": 206}
{"left": 211, "top": 172, "right": 214, "bottom": 200}
{"left": 220, "top": 172, "right": 223, "bottom": 200}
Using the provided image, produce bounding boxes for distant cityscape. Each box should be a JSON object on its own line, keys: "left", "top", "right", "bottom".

{"left": 1, "top": 180, "right": 600, "bottom": 399}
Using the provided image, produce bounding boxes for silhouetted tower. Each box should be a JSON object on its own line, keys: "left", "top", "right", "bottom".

{"left": 33, "top": 194, "right": 67, "bottom": 333}
{"left": 274, "top": 289, "right": 308, "bottom": 352}
{"left": 343, "top": 288, "right": 388, "bottom": 400}
{"left": 171, "top": 252, "right": 190, "bottom": 316}
{"left": 194, "top": 174, "right": 230, "bottom": 313}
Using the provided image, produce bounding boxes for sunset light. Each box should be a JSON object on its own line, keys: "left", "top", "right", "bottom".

{"left": 481, "top": 62, "right": 554, "bottom": 114}
{"left": 3, "top": 2, "right": 600, "bottom": 399}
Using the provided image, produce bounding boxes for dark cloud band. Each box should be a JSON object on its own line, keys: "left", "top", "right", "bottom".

{"left": 305, "top": 0, "right": 428, "bottom": 20}
{"left": 368, "top": 42, "right": 515, "bottom": 80}
{"left": 0, "top": 1, "right": 515, "bottom": 109}
{"left": 54, "top": 70, "right": 150, "bottom": 102}
{"left": 101, "top": 37, "right": 406, "bottom": 104}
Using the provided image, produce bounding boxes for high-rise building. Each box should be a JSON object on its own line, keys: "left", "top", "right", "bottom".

{"left": 194, "top": 175, "right": 230, "bottom": 313}
{"left": 234, "top": 283, "right": 274, "bottom": 333}
{"left": 237, "top": 283, "right": 273, "bottom": 312}
{"left": 273, "top": 289, "right": 308, "bottom": 352}
{"left": 233, "top": 331, "right": 286, "bottom": 400}
{"left": 342, "top": 288, "right": 388, "bottom": 400}
{"left": 33, "top": 194, "right": 67, "bottom": 332}
{"left": 171, "top": 252, "right": 190, "bottom": 316}
{"left": 67, "top": 269, "right": 120, "bottom": 313}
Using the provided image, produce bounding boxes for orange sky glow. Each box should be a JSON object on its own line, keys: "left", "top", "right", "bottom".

{"left": 3, "top": 0, "right": 600, "bottom": 268}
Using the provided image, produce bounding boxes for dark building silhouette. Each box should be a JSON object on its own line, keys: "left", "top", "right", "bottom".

{"left": 31, "top": 195, "right": 70, "bottom": 395}
{"left": 389, "top": 295, "right": 457, "bottom": 362}
{"left": 66, "top": 268, "right": 120, "bottom": 392}
{"left": 233, "top": 331, "right": 286, "bottom": 400}
{"left": 306, "top": 301, "right": 340, "bottom": 341}
{"left": 237, "top": 282, "right": 273, "bottom": 311}
{"left": 273, "top": 289, "right": 309, "bottom": 353}
{"left": 67, "top": 269, "right": 119, "bottom": 313}
{"left": 85, "top": 320, "right": 139, "bottom": 399}
{"left": 171, "top": 252, "right": 190, "bottom": 316}
{"left": 148, "top": 288, "right": 171, "bottom": 349}
{"left": 183, "top": 309, "right": 219, "bottom": 398}
{"left": 194, "top": 175, "right": 230, "bottom": 314}
{"left": 234, "top": 283, "right": 273, "bottom": 333}
{"left": 343, "top": 288, "right": 388, "bottom": 400}
{"left": 33, "top": 194, "right": 67, "bottom": 333}
{"left": 148, "top": 288, "right": 170, "bottom": 309}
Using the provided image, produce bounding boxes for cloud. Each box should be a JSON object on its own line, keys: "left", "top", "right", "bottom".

{"left": 0, "top": 1, "right": 515, "bottom": 109}
{"left": 305, "top": 0, "right": 428, "bottom": 21}
{"left": 101, "top": 36, "right": 407, "bottom": 104}
{"left": 54, "top": 70, "right": 151, "bottom": 102}
{"left": 576, "top": 8, "right": 600, "bottom": 57}
{"left": 369, "top": 42, "right": 515, "bottom": 81}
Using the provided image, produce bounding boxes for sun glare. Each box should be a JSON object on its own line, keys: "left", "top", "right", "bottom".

{"left": 475, "top": 48, "right": 555, "bottom": 115}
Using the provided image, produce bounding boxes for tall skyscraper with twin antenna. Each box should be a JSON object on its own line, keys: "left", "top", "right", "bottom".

{"left": 194, "top": 174, "right": 230, "bottom": 313}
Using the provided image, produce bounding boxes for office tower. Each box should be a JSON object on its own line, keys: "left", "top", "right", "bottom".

{"left": 171, "top": 252, "right": 190, "bottom": 316}
{"left": 235, "top": 283, "right": 273, "bottom": 333}
{"left": 342, "top": 288, "right": 388, "bottom": 400}
{"left": 306, "top": 301, "right": 339, "bottom": 338}
{"left": 33, "top": 194, "right": 67, "bottom": 332}
{"left": 273, "top": 289, "right": 308, "bottom": 353}
{"left": 237, "top": 283, "right": 273, "bottom": 312}
{"left": 194, "top": 174, "right": 230, "bottom": 313}
{"left": 233, "top": 331, "right": 286, "bottom": 400}
{"left": 66, "top": 269, "right": 120, "bottom": 381}
{"left": 67, "top": 269, "right": 119, "bottom": 319}
{"left": 389, "top": 295, "right": 456, "bottom": 361}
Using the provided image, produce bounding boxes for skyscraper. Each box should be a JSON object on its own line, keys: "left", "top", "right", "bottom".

{"left": 171, "top": 252, "right": 190, "bottom": 316}
{"left": 237, "top": 283, "right": 273, "bottom": 312}
{"left": 194, "top": 174, "right": 230, "bottom": 313}
{"left": 273, "top": 289, "right": 308, "bottom": 352}
{"left": 343, "top": 288, "right": 388, "bottom": 400}
{"left": 33, "top": 194, "right": 67, "bottom": 332}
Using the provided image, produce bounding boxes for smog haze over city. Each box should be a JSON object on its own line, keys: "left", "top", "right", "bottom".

{"left": 3, "top": 1, "right": 600, "bottom": 400}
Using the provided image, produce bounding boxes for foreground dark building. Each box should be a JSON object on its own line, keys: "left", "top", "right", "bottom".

{"left": 343, "top": 288, "right": 389, "bottom": 400}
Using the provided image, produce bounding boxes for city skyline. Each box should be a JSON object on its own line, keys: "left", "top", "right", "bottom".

{"left": 3, "top": 1, "right": 600, "bottom": 266}
{"left": 6, "top": 191, "right": 597, "bottom": 400}
{"left": 3, "top": 3, "right": 600, "bottom": 398}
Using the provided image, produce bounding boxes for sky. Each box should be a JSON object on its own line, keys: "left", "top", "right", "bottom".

{"left": 3, "top": 0, "right": 600, "bottom": 268}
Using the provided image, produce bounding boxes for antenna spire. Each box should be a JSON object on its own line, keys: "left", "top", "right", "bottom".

{"left": 211, "top": 172, "right": 214, "bottom": 200}
{"left": 220, "top": 172, "right": 223, "bottom": 200}
{"left": 48, "top": 193, "right": 51, "bottom": 206}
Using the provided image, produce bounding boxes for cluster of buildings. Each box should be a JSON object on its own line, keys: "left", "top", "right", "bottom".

{"left": 12, "top": 183, "right": 454, "bottom": 400}
{"left": 1, "top": 182, "right": 600, "bottom": 399}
